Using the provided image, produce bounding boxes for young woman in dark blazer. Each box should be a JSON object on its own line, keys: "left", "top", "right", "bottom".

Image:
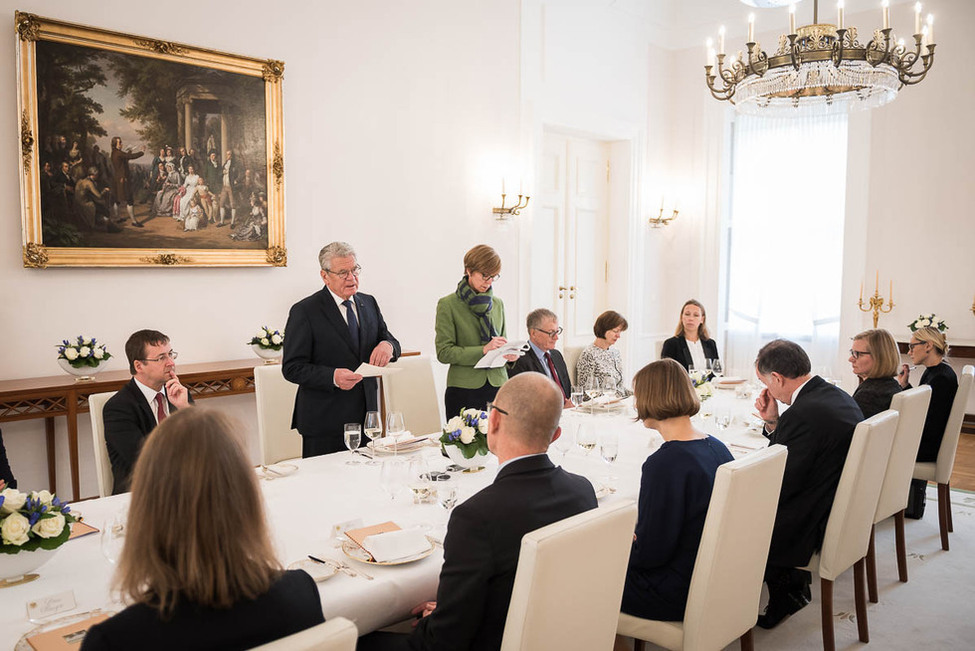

{"left": 660, "top": 299, "right": 719, "bottom": 372}
{"left": 82, "top": 409, "right": 324, "bottom": 651}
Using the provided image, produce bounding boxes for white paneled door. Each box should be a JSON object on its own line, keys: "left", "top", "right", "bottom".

{"left": 533, "top": 132, "right": 610, "bottom": 348}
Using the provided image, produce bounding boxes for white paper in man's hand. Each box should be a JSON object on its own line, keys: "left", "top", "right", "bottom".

{"left": 354, "top": 363, "right": 402, "bottom": 377}
{"left": 474, "top": 340, "right": 530, "bottom": 369}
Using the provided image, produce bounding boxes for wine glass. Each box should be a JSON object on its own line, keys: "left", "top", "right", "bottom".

{"left": 408, "top": 457, "right": 432, "bottom": 504}
{"left": 343, "top": 423, "right": 361, "bottom": 465}
{"left": 437, "top": 479, "right": 458, "bottom": 512}
{"left": 100, "top": 508, "right": 128, "bottom": 564}
{"left": 599, "top": 430, "right": 620, "bottom": 486}
{"left": 709, "top": 359, "right": 723, "bottom": 379}
{"left": 386, "top": 411, "right": 406, "bottom": 454}
{"left": 380, "top": 458, "right": 408, "bottom": 501}
{"left": 570, "top": 386, "right": 584, "bottom": 408}
{"left": 585, "top": 375, "right": 602, "bottom": 402}
{"left": 577, "top": 422, "right": 597, "bottom": 456}
{"left": 362, "top": 411, "right": 382, "bottom": 465}
{"left": 698, "top": 399, "right": 714, "bottom": 432}
{"left": 602, "top": 376, "right": 618, "bottom": 400}
{"left": 715, "top": 408, "right": 731, "bottom": 432}
{"left": 552, "top": 420, "right": 576, "bottom": 463}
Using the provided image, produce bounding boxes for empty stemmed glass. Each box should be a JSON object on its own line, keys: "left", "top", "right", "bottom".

{"left": 386, "top": 411, "right": 406, "bottom": 454}
{"left": 708, "top": 359, "right": 723, "bottom": 379}
{"left": 362, "top": 411, "right": 382, "bottom": 465}
{"left": 602, "top": 376, "right": 618, "bottom": 400}
{"left": 599, "top": 430, "right": 620, "bottom": 486}
{"left": 100, "top": 507, "right": 128, "bottom": 565}
{"left": 585, "top": 375, "right": 602, "bottom": 403}
{"left": 577, "top": 422, "right": 597, "bottom": 456}
{"left": 344, "top": 423, "right": 361, "bottom": 464}
{"left": 552, "top": 420, "right": 576, "bottom": 463}
{"left": 437, "top": 479, "right": 458, "bottom": 513}
{"left": 715, "top": 408, "right": 731, "bottom": 432}
{"left": 380, "top": 458, "right": 408, "bottom": 502}
{"left": 408, "top": 457, "right": 432, "bottom": 504}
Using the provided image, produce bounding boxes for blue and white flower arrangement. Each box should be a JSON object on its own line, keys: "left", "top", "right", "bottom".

{"left": 908, "top": 314, "right": 948, "bottom": 333}
{"left": 440, "top": 408, "right": 489, "bottom": 459}
{"left": 248, "top": 326, "right": 285, "bottom": 351}
{"left": 56, "top": 335, "right": 111, "bottom": 369}
{"left": 1, "top": 482, "right": 78, "bottom": 554}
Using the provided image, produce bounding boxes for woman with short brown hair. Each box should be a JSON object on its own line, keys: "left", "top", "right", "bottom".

{"left": 82, "top": 409, "right": 324, "bottom": 650}
{"left": 576, "top": 310, "right": 632, "bottom": 397}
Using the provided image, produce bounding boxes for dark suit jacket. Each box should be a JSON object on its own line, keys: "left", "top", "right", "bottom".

{"left": 506, "top": 348, "right": 571, "bottom": 398}
{"left": 104, "top": 378, "right": 188, "bottom": 495}
{"left": 910, "top": 362, "right": 958, "bottom": 462}
{"left": 80, "top": 570, "right": 324, "bottom": 651}
{"left": 764, "top": 375, "right": 862, "bottom": 567}
{"left": 409, "top": 455, "right": 597, "bottom": 651}
{"left": 282, "top": 288, "right": 400, "bottom": 453}
{"left": 0, "top": 427, "right": 16, "bottom": 488}
{"left": 660, "top": 335, "right": 719, "bottom": 371}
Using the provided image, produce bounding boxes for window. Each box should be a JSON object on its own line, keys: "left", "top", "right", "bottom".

{"left": 724, "top": 113, "right": 849, "bottom": 377}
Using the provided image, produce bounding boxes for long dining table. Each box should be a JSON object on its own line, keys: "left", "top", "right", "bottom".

{"left": 1, "top": 384, "right": 770, "bottom": 647}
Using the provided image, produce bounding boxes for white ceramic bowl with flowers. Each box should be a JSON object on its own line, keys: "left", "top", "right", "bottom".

{"left": 1, "top": 482, "right": 78, "bottom": 584}
{"left": 248, "top": 327, "right": 285, "bottom": 363}
{"left": 57, "top": 335, "right": 111, "bottom": 380}
{"left": 440, "top": 408, "right": 491, "bottom": 471}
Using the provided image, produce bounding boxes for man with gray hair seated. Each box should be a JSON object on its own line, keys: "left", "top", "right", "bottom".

{"left": 283, "top": 241, "right": 401, "bottom": 457}
{"left": 360, "top": 372, "right": 597, "bottom": 651}
{"left": 507, "top": 308, "right": 574, "bottom": 408}
{"left": 753, "top": 338, "right": 862, "bottom": 629}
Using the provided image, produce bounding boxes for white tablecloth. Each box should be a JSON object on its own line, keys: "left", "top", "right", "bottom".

{"left": 0, "top": 387, "right": 766, "bottom": 646}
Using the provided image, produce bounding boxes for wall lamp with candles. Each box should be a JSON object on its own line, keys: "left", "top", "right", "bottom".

{"left": 648, "top": 198, "right": 679, "bottom": 228}
{"left": 492, "top": 178, "right": 530, "bottom": 221}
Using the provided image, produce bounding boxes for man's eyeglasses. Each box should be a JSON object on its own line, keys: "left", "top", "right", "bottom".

{"left": 907, "top": 342, "right": 927, "bottom": 351}
{"left": 487, "top": 402, "right": 509, "bottom": 416}
{"left": 325, "top": 265, "right": 362, "bottom": 280}
{"left": 533, "top": 327, "right": 563, "bottom": 338}
{"left": 849, "top": 349, "right": 871, "bottom": 359}
{"left": 142, "top": 351, "right": 178, "bottom": 363}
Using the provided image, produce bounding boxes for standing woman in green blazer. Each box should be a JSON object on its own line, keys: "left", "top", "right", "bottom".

{"left": 436, "top": 245, "right": 517, "bottom": 417}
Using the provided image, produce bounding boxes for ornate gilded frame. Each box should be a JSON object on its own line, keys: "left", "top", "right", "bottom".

{"left": 15, "top": 12, "right": 286, "bottom": 268}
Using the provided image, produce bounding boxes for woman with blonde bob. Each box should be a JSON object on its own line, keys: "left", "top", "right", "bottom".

{"left": 848, "top": 328, "right": 902, "bottom": 419}
{"left": 82, "top": 409, "right": 324, "bottom": 650}
{"left": 618, "top": 359, "right": 733, "bottom": 628}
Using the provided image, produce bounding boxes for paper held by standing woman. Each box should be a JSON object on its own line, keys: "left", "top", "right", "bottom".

{"left": 474, "top": 340, "right": 529, "bottom": 368}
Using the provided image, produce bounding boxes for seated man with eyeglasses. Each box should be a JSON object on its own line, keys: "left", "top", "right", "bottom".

{"left": 104, "top": 329, "right": 192, "bottom": 494}
{"left": 507, "top": 308, "right": 574, "bottom": 408}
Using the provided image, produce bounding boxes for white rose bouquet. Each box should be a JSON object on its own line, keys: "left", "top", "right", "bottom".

{"left": 440, "top": 408, "right": 489, "bottom": 459}
{"left": 689, "top": 370, "right": 713, "bottom": 401}
{"left": 248, "top": 326, "right": 285, "bottom": 351}
{"left": 908, "top": 314, "right": 948, "bottom": 333}
{"left": 57, "top": 335, "right": 111, "bottom": 369}
{"left": 0, "top": 481, "right": 78, "bottom": 554}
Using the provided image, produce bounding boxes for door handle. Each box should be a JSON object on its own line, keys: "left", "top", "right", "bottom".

{"left": 558, "top": 285, "right": 567, "bottom": 300}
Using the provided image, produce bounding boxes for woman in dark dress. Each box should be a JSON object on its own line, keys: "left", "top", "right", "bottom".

{"left": 660, "top": 299, "right": 719, "bottom": 372}
{"left": 82, "top": 409, "right": 324, "bottom": 651}
{"left": 897, "top": 326, "right": 958, "bottom": 519}
{"left": 849, "top": 328, "right": 902, "bottom": 418}
{"left": 619, "top": 359, "right": 733, "bottom": 627}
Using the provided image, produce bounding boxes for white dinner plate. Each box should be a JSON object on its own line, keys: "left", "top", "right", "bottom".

{"left": 288, "top": 558, "right": 340, "bottom": 582}
{"left": 341, "top": 539, "right": 436, "bottom": 566}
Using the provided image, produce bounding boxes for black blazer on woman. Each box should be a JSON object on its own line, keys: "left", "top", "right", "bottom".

{"left": 852, "top": 377, "right": 902, "bottom": 420}
{"left": 81, "top": 570, "right": 324, "bottom": 651}
{"left": 907, "top": 362, "right": 958, "bottom": 462}
{"left": 660, "top": 335, "right": 719, "bottom": 371}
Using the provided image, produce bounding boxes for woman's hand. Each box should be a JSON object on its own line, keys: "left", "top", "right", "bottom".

{"left": 897, "top": 363, "right": 911, "bottom": 388}
{"left": 482, "top": 336, "right": 508, "bottom": 355}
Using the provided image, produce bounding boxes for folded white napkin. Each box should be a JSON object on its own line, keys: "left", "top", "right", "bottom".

{"left": 362, "top": 528, "right": 430, "bottom": 562}
{"left": 374, "top": 431, "right": 415, "bottom": 449}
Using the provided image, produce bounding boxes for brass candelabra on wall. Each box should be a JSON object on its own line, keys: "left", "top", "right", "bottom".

{"left": 858, "top": 271, "right": 894, "bottom": 328}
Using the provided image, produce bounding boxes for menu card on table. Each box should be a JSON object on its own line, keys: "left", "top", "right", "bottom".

{"left": 26, "top": 613, "right": 109, "bottom": 651}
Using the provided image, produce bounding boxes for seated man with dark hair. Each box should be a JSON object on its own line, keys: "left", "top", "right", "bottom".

{"left": 361, "top": 372, "right": 597, "bottom": 651}
{"left": 103, "top": 330, "right": 191, "bottom": 494}
{"left": 753, "top": 339, "right": 863, "bottom": 629}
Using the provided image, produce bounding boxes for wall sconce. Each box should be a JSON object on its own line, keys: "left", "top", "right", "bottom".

{"left": 648, "top": 198, "right": 678, "bottom": 228}
{"left": 492, "top": 179, "right": 530, "bottom": 221}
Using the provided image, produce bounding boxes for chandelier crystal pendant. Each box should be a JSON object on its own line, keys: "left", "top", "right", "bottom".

{"left": 705, "top": 0, "right": 937, "bottom": 115}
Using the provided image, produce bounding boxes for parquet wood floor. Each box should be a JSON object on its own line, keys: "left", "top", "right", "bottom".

{"left": 950, "top": 433, "right": 975, "bottom": 492}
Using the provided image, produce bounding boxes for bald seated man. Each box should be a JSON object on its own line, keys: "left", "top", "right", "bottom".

{"left": 361, "top": 372, "right": 598, "bottom": 651}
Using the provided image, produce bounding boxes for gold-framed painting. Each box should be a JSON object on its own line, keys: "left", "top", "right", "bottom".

{"left": 15, "top": 11, "right": 287, "bottom": 268}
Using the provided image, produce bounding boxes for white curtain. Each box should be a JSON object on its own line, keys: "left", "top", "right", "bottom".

{"left": 724, "top": 113, "right": 848, "bottom": 378}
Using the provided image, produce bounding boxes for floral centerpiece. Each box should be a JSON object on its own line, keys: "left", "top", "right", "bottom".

{"left": 1, "top": 482, "right": 77, "bottom": 555}
{"left": 689, "top": 370, "right": 713, "bottom": 401}
{"left": 248, "top": 326, "right": 285, "bottom": 362}
{"left": 908, "top": 314, "right": 948, "bottom": 333}
{"left": 56, "top": 335, "right": 111, "bottom": 379}
{"left": 441, "top": 408, "right": 490, "bottom": 470}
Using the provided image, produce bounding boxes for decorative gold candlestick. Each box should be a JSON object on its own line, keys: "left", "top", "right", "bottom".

{"left": 858, "top": 272, "right": 894, "bottom": 328}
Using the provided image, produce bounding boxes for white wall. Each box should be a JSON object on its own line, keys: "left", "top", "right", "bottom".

{"left": 0, "top": 0, "right": 523, "bottom": 498}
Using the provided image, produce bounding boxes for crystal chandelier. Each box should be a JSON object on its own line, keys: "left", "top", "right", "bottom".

{"left": 704, "top": 0, "right": 937, "bottom": 115}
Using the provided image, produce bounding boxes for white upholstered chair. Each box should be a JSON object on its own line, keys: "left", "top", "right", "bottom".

{"left": 563, "top": 345, "right": 585, "bottom": 387}
{"left": 912, "top": 364, "right": 974, "bottom": 551}
{"left": 247, "top": 617, "right": 357, "bottom": 651}
{"left": 500, "top": 500, "right": 638, "bottom": 651}
{"left": 382, "top": 355, "right": 442, "bottom": 434}
{"left": 865, "top": 386, "right": 931, "bottom": 602}
{"left": 254, "top": 365, "right": 302, "bottom": 466}
{"left": 799, "top": 410, "right": 898, "bottom": 651}
{"left": 617, "top": 444, "right": 789, "bottom": 651}
{"left": 88, "top": 391, "right": 117, "bottom": 498}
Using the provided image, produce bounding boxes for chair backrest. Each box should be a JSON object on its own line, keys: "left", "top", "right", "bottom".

{"left": 254, "top": 365, "right": 302, "bottom": 466}
{"left": 88, "top": 391, "right": 117, "bottom": 498}
{"left": 682, "top": 445, "right": 788, "bottom": 650}
{"left": 818, "top": 410, "right": 898, "bottom": 581}
{"left": 875, "top": 386, "right": 931, "bottom": 522}
{"left": 934, "top": 364, "right": 974, "bottom": 484}
{"left": 247, "top": 617, "right": 357, "bottom": 651}
{"left": 500, "top": 500, "right": 638, "bottom": 651}
{"left": 563, "top": 345, "right": 585, "bottom": 386}
{"left": 382, "top": 355, "right": 442, "bottom": 433}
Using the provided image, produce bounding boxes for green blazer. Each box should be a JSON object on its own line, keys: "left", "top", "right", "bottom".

{"left": 435, "top": 292, "right": 509, "bottom": 390}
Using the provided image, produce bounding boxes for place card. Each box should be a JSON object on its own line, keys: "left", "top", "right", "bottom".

{"left": 26, "top": 590, "right": 77, "bottom": 622}
{"left": 26, "top": 612, "right": 109, "bottom": 650}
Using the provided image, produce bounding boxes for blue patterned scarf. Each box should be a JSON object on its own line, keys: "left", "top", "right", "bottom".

{"left": 455, "top": 276, "right": 497, "bottom": 344}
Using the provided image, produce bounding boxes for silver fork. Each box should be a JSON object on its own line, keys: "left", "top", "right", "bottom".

{"left": 334, "top": 559, "right": 374, "bottom": 580}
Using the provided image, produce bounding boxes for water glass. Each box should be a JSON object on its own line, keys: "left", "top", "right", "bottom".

{"left": 436, "top": 480, "right": 458, "bottom": 512}
{"left": 380, "top": 458, "right": 408, "bottom": 501}
{"left": 708, "top": 359, "right": 723, "bottom": 378}
{"left": 344, "top": 423, "right": 361, "bottom": 464}
{"left": 600, "top": 430, "right": 619, "bottom": 465}
{"left": 408, "top": 457, "right": 432, "bottom": 504}
{"left": 100, "top": 508, "right": 127, "bottom": 564}
{"left": 715, "top": 409, "right": 731, "bottom": 432}
{"left": 553, "top": 421, "right": 576, "bottom": 461}
{"left": 577, "top": 422, "right": 597, "bottom": 456}
{"left": 570, "top": 387, "right": 585, "bottom": 407}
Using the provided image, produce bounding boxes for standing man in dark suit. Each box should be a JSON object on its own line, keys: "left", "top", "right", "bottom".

{"left": 753, "top": 339, "right": 862, "bottom": 629}
{"left": 360, "top": 372, "right": 597, "bottom": 651}
{"left": 507, "top": 308, "right": 573, "bottom": 408}
{"left": 104, "top": 330, "right": 191, "bottom": 494}
{"left": 282, "top": 242, "right": 401, "bottom": 458}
